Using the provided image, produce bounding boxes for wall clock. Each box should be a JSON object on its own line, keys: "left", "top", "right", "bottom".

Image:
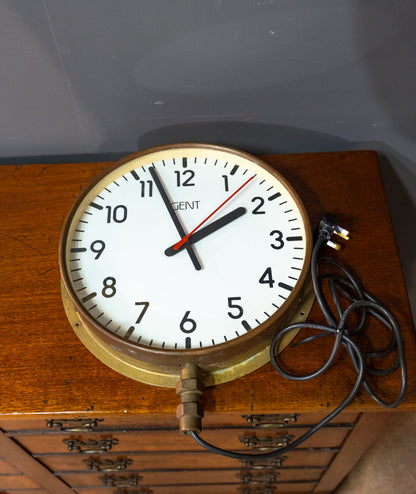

{"left": 60, "top": 143, "right": 313, "bottom": 388}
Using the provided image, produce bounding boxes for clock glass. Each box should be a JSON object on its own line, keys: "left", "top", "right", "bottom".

{"left": 60, "top": 144, "right": 312, "bottom": 385}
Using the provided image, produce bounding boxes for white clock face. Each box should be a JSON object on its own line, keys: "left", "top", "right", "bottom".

{"left": 64, "top": 145, "right": 309, "bottom": 352}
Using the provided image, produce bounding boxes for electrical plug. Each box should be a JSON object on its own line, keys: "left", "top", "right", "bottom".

{"left": 318, "top": 213, "right": 350, "bottom": 250}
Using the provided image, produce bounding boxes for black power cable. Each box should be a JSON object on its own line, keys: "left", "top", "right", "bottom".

{"left": 190, "top": 214, "right": 407, "bottom": 460}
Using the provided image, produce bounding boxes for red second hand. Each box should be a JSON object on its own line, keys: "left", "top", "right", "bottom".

{"left": 173, "top": 174, "right": 255, "bottom": 250}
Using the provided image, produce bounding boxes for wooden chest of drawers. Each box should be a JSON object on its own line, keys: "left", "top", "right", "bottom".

{"left": 0, "top": 150, "right": 414, "bottom": 493}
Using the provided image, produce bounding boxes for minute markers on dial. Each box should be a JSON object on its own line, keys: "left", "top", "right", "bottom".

{"left": 278, "top": 282, "right": 294, "bottom": 292}
{"left": 62, "top": 146, "right": 310, "bottom": 355}
{"left": 82, "top": 292, "right": 97, "bottom": 303}
{"left": 125, "top": 326, "right": 135, "bottom": 340}
{"left": 130, "top": 169, "right": 140, "bottom": 180}
{"left": 241, "top": 320, "right": 251, "bottom": 332}
{"left": 230, "top": 164, "right": 239, "bottom": 175}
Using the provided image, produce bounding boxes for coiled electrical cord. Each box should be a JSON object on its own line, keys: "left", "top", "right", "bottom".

{"left": 190, "top": 214, "right": 407, "bottom": 460}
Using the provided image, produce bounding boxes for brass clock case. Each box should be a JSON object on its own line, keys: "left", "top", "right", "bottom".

{"left": 59, "top": 143, "right": 313, "bottom": 388}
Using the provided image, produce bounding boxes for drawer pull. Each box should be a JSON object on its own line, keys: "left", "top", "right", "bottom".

{"left": 239, "top": 434, "right": 294, "bottom": 451}
{"left": 241, "top": 456, "right": 287, "bottom": 469}
{"left": 84, "top": 458, "right": 133, "bottom": 472}
{"left": 243, "top": 413, "right": 298, "bottom": 428}
{"left": 64, "top": 437, "right": 118, "bottom": 453}
{"left": 238, "top": 487, "right": 275, "bottom": 494}
{"left": 112, "top": 489, "right": 153, "bottom": 494}
{"left": 46, "top": 418, "right": 103, "bottom": 432}
{"left": 101, "top": 473, "right": 142, "bottom": 487}
{"left": 237, "top": 471, "right": 279, "bottom": 484}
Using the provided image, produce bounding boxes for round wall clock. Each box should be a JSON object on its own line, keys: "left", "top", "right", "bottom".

{"left": 60, "top": 143, "right": 313, "bottom": 387}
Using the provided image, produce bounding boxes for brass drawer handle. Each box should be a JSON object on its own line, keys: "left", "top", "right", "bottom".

{"left": 239, "top": 434, "right": 294, "bottom": 450}
{"left": 46, "top": 418, "right": 103, "bottom": 432}
{"left": 243, "top": 413, "right": 298, "bottom": 428}
{"left": 84, "top": 458, "right": 133, "bottom": 472}
{"left": 241, "top": 456, "right": 287, "bottom": 469}
{"left": 237, "top": 471, "right": 279, "bottom": 484}
{"left": 113, "top": 489, "right": 153, "bottom": 494}
{"left": 64, "top": 438, "right": 118, "bottom": 453}
{"left": 238, "top": 487, "right": 275, "bottom": 494}
{"left": 101, "top": 473, "right": 142, "bottom": 487}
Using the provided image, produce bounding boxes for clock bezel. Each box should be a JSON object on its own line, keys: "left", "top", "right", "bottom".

{"left": 59, "top": 143, "right": 313, "bottom": 385}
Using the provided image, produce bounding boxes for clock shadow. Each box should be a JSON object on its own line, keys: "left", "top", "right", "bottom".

{"left": 136, "top": 121, "right": 351, "bottom": 156}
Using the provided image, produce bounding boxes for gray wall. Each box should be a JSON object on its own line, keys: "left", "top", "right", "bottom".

{"left": 0, "top": 0, "right": 414, "bottom": 319}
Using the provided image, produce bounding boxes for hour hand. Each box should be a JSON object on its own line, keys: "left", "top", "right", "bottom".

{"left": 165, "top": 207, "right": 246, "bottom": 257}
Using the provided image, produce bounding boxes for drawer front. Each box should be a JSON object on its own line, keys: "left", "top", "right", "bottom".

{"left": 11, "top": 425, "right": 351, "bottom": 454}
{"left": 36, "top": 449, "right": 336, "bottom": 471}
{"left": 0, "top": 411, "right": 359, "bottom": 432}
{"left": 73, "top": 483, "right": 318, "bottom": 494}
{"left": 60, "top": 467, "right": 324, "bottom": 486}
{"left": 0, "top": 411, "right": 359, "bottom": 493}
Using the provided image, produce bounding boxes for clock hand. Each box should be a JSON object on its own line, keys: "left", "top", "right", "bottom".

{"left": 149, "top": 166, "right": 201, "bottom": 271}
{"left": 165, "top": 206, "right": 246, "bottom": 256}
{"left": 173, "top": 174, "right": 255, "bottom": 251}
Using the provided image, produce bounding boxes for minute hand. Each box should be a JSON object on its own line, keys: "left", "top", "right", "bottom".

{"left": 149, "top": 166, "right": 201, "bottom": 270}
{"left": 164, "top": 207, "right": 246, "bottom": 257}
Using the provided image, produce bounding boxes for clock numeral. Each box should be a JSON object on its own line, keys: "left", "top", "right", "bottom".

{"left": 135, "top": 301, "right": 149, "bottom": 324}
{"left": 222, "top": 175, "right": 229, "bottom": 192}
{"left": 106, "top": 205, "right": 128, "bottom": 223}
{"left": 139, "top": 180, "right": 153, "bottom": 197}
{"left": 227, "top": 297, "right": 244, "bottom": 319}
{"left": 251, "top": 197, "right": 266, "bottom": 215}
{"left": 90, "top": 240, "right": 106, "bottom": 259}
{"left": 102, "top": 277, "right": 117, "bottom": 298}
{"left": 259, "top": 267, "right": 275, "bottom": 288}
{"left": 179, "top": 311, "right": 197, "bottom": 334}
{"left": 175, "top": 170, "right": 195, "bottom": 187}
{"left": 270, "top": 230, "right": 284, "bottom": 250}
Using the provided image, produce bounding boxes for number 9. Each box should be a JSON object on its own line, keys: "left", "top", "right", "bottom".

{"left": 90, "top": 240, "right": 106, "bottom": 259}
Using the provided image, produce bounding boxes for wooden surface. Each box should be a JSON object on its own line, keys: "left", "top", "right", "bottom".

{"left": 0, "top": 150, "right": 414, "bottom": 421}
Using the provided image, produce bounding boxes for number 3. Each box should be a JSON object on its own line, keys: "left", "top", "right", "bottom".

{"left": 270, "top": 230, "right": 284, "bottom": 250}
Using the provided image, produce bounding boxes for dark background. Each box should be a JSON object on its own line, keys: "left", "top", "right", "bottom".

{"left": 0, "top": 0, "right": 414, "bottom": 319}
